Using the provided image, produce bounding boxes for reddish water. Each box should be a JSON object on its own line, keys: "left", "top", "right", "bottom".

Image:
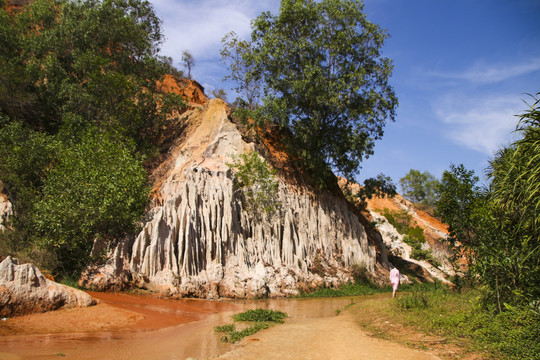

{"left": 0, "top": 293, "right": 356, "bottom": 360}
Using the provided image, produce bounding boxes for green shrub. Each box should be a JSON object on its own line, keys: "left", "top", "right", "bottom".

{"left": 351, "top": 264, "right": 371, "bottom": 285}
{"left": 0, "top": 121, "right": 56, "bottom": 252}
{"left": 379, "top": 209, "right": 429, "bottom": 251}
{"left": 228, "top": 151, "right": 280, "bottom": 215}
{"left": 33, "top": 128, "right": 149, "bottom": 275}
{"left": 381, "top": 214, "right": 441, "bottom": 268}
{"left": 215, "top": 309, "right": 287, "bottom": 343}
{"left": 407, "top": 226, "right": 426, "bottom": 243}
{"left": 233, "top": 309, "right": 287, "bottom": 323}
{"left": 380, "top": 208, "right": 412, "bottom": 234}
{"left": 410, "top": 247, "right": 429, "bottom": 260}
{"left": 224, "top": 323, "right": 270, "bottom": 343}
{"left": 214, "top": 324, "right": 235, "bottom": 333}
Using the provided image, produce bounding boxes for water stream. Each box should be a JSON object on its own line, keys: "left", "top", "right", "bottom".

{"left": 0, "top": 292, "right": 359, "bottom": 360}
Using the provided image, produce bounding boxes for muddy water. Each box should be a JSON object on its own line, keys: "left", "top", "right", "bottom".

{"left": 0, "top": 292, "right": 358, "bottom": 360}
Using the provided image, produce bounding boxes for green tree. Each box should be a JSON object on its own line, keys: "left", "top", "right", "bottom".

{"left": 490, "top": 95, "right": 540, "bottom": 236}
{"left": 483, "top": 94, "right": 540, "bottom": 306}
{"left": 399, "top": 169, "right": 440, "bottom": 208}
{"left": 9, "top": 0, "right": 181, "bottom": 148}
{"left": 220, "top": 31, "right": 262, "bottom": 111}
{"left": 437, "top": 96, "right": 540, "bottom": 307}
{"left": 33, "top": 128, "right": 149, "bottom": 275}
{"left": 354, "top": 173, "right": 396, "bottom": 209}
{"left": 234, "top": 0, "right": 397, "bottom": 182}
{"left": 0, "top": 0, "right": 39, "bottom": 120}
{"left": 435, "top": 164, "right": 483, "bottom": 269}
{"left": 182, "top": 49, "right": 194, "bottom": 79}
{"left": 0, "top": 119, "right": 56, "bottom": 249}
{"left": 0, "top": 0, "right": 183, "bottom": 275}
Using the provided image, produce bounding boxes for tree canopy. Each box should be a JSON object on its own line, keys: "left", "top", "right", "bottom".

{"left": 400, "top": 169, "right": 440, "bottom": 208}
{"left": 223, "top": 0, "right": 397, "bottom": 183}
{"left": 2, "top": 0, "right": 181, "bottom": 144}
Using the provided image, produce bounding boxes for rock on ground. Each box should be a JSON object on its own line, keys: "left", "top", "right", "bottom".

{"left": 0, "top": 256, "right": 96, "bottom": 317}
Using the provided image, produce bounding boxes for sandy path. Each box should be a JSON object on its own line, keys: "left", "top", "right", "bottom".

{"left": 216, "top": 311, "right": 440, "bottom": 360}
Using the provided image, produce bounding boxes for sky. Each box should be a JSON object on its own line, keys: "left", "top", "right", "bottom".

{"left": 151, "top": 0, "right": 540, "bottom": 190}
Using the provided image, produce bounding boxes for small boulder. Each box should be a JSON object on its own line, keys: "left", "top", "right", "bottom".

{"left": 0, "top": 256, "right": 96, "bottom": 317}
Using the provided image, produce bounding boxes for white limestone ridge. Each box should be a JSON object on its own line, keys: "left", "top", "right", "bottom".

{"left": 80, "top": 98, "right": 381, "bottom": 298}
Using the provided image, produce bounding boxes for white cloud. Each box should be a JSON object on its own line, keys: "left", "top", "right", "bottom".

{"left": 435, "top": 94, "right": 525, "bottom": 155}
{"left": 431, "top": 58, "right": 540, "bottom": 84}
{"left": 152, "top": 0, "right": 279, "bottom": 62}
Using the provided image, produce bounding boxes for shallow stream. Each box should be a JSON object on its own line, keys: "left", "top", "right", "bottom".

{"left": 0, "top": 292, "right": 359, "bottom": 360}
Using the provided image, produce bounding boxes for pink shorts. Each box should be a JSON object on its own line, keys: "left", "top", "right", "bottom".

{"left": 391, "top": 282, "right": 399, "bottom": 291}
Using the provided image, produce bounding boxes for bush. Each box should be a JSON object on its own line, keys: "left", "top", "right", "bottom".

{"left": 214, "top": 324, "right": 235, "bottom": 333}
{"left": 407, "top": 226, "right": 426, "bottom": 243}
{"left": 0, "top": 121, "right": 56, "bottom": 243}
{"left": 215, "top": 309, "right": 287, "bottom": 343}
{"left": 33, "top": 128, "right": 149, "bottom": 275}
{"left": 351, "top": 264, "right": 372, "bottom": 285}
{"left": 232, "top": 309, "right": 287, "bottom": 323}
{"left": 379, "top": 208, "right": 442, "bottom": 267}
{"left": 228, "top": 151, "right": 280, "bottom": 215}
{"left": 223, "top": 323, "right": 269, "bottom": 343}
{"left": 380, "top": 208, "right": 412, "bottom": 234}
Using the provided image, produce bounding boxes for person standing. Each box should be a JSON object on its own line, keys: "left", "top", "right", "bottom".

{"left": 389, "top": 267, "right": 400, "bottom": 298}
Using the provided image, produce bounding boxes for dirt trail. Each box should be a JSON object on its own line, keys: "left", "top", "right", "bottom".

{"left": 215, "top": 310, "right": 440, "bottom": 360}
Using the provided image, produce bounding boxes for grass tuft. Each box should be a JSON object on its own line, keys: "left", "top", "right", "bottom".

{"left": 214, "top": 324, "right": 235, "bottom": 333}
{"left": 396, "top": 291, "right": 429, "bottom": 310}
{"left": 215, "top": 309, "right": 288, "bottom": 343}
{"left": 224, "top": 322, "right": 270, "bottom": 343}
{"left": 232, "top": 309, "right": 287, "bottom": 323}
{"left": 297, "top": 283, "right": 387, "bottom": 298}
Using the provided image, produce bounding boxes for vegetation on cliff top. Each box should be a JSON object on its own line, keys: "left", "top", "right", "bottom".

{"left": 222, "top": 0, "right": 398, "bottom": 186}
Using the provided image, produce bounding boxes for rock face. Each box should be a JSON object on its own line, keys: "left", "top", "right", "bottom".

{"left": 0, "top": 257, "right": 96, "bottom": 317}
{"left": 366, "top": 194, "right": 453, "bottom": 283}
{"left": 80, "top": 98, "right": 381, "bottom": 298}
{"left": 0, "top": 181, "right": 12, "bottom": 231}
{"left": 157, "top": 74, "right": 209, "bottom": 106}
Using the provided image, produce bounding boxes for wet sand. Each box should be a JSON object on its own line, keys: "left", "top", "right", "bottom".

{"left": 216, "top": 311, "right": 440, "bottom": 360}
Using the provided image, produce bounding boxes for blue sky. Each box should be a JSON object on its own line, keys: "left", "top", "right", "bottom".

{"left": 151, "top": 0, "right": 540, "bottom": 189}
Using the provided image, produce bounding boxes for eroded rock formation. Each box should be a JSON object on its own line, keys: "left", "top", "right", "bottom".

{"left": 0, "top": 257, "right": 96, "bottom": 317}
{"left": 366, "top": 194, "right": 453, "bottom": 283}
{"left": 80, "top": 98, "right": 381, "bottom": 298}
{"left": 0, "top": 181, "right": 12, "bottom": 231}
